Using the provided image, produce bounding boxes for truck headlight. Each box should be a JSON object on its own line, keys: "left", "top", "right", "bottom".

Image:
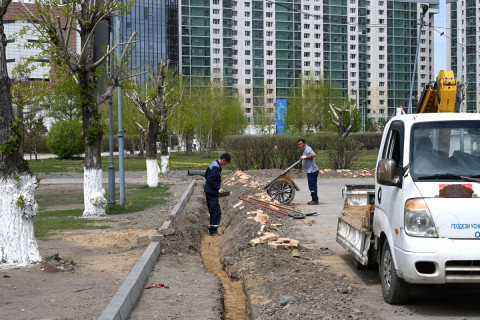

{"left": 404, "top": 199, "right": 438, "bottom": 237}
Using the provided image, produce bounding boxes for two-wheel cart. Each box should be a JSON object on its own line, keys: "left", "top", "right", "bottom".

{"left": 263, "top": 160, "right": 301, "bottom": 205}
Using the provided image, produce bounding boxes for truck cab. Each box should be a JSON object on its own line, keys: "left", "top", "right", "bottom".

{"left": 338, "top": 112, "right": 480, "bottom": 304}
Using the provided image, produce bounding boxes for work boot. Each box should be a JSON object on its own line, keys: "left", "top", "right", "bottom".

{"left": 308, "top": 200, "right": 319, "bottom": 205}
{"left": 209, "top": 231, "right": 220, "bottom": 236}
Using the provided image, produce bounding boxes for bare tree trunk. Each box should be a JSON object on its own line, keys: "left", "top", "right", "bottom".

{"left": 0, "top": 2, "right": 41, "bottom": 266}
{"left": 145, "top": 120, "right": 159, "bottom": 187}
{"left": 80, "top": 40, "right": 106, "bottom": 217}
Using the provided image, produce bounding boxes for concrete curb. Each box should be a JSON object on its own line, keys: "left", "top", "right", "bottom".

{"left": 98, "top": 179, "right": 197, "bottom": 320}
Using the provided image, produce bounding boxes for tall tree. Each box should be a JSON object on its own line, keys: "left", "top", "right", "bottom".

{"left": 285, "top": 76, "right": 342, "bottom": 133}
{"left": 0, "top": 0, "right": 42, "bottom": 266}
{"left": 21, "top": 0, "right": 135, "bottom": 217}
{"left": 126, "top": 60, "right": 181, "bottom": 187}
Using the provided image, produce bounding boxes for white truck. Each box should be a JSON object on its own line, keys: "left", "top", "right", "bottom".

{"left": 336, "top": 112, "right": 480, "bottom": 304}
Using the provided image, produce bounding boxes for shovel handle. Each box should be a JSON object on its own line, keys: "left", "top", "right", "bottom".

{"left": 239, "top": 197, "right": 289, "bottom": 217}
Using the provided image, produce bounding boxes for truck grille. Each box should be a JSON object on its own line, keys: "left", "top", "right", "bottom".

{"left": 445, "top": 260, "right": 480, "bottom": 282}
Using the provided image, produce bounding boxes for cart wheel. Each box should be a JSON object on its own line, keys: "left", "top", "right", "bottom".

{"left": 267, "top": 179, "right": 296, "bottom": 205}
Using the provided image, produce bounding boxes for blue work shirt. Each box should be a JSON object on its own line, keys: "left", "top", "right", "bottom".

{"left": 204, "top": 160, "right": 222, "bottom": 195}
{"left": 302, "top": 144, "right": 319, "bottom": 173}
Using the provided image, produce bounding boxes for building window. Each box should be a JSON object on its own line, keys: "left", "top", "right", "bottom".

{"left": 266, "top": 79, "right": 273, "bottom": 84}
{"left": 245, "top": 98, "right": 251, "bottom": 104}
{"left": 245, "top": 50, "right": 251, "bottom": 55}
{"left": 266, "top": 31, "right": 273, "bottom": 37}
{"left": 267, "top": 60, "right": 273, "bottom": 65}
{"left": 213, "top": 19, "right": 220, "bottom": 24}
{"left": 213, "top": 29, "right": 220, "bottom": 34}
{"left": 245, "top": 89, "right": 251, "bottom": 94}
{"left": 246, "top": 79, "right": 251, "bottom": 84}
{"left": 213, "top": 9, "right": 220, "bottom": 14}
{"left": 245, "top": 21, "right": 250, "bottom": 27}
{"left": 213, "top": 39, "right": 220, "bottom": 44}
{"left": 245, "top": 31, "right": 250, "bottom": 36}
{"left": 266, "top": 22, "right": 273, "bottom": 27}
{"left": 213, "top": 48, "right": 220, "bottom": 54}
{"left": 266, "top": 12, "right": 272, "bottom": 17}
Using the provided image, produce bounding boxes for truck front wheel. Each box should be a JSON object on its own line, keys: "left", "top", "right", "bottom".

{"left": 380, "top": 241, "right": 410, "bottom": 304}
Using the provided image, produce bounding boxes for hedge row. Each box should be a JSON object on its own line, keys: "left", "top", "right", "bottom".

{"left": 223, "top": 132, "right": 382, "bottom": 170}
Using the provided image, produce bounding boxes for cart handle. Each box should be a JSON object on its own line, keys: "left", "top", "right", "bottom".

{"left": 281, "top": 160, "right": 301, "bottom": 175}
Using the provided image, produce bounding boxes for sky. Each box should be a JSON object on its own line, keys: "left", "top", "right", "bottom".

{"left": 434, "top": 0, "right": 447, "bottom": 75}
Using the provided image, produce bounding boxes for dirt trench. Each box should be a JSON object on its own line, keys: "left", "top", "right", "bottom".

{"left": 201, "top": 234, "right": 248, "bottom": 320}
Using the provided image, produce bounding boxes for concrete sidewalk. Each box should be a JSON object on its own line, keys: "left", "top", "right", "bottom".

{"left": 292, "top": 177, "right": 374, "bottom": 252}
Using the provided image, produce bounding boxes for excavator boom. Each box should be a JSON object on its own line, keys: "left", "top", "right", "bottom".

{"left": 416, "top": 70, "right": 457, "bottom": 113}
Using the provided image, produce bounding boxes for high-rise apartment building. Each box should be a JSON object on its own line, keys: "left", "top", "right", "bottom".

{"left": 179, "top": 0, "right": 438, "bottom": 123}
{"left": 447, "top": 0, "right": 480, "bottom": 112}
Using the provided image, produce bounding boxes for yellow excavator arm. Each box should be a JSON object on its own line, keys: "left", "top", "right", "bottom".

{"left": 416, "top": 70, "right": 457, "bottom": 113}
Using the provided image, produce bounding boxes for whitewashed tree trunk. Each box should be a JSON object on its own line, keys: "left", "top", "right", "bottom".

{"left": 146, "top": 158, "right": 159, "bottom": 187}
{"left": 0, "top": 174, "right": 41, "bottom": 266}
{"left": 160, "top": 154, "right": 169, "bottom": 175}
{"left": 83, "top": 168, "right": 107, "bottom": 217}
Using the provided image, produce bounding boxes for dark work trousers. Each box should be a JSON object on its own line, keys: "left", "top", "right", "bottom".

{"left": 307, "top": 170, "right": 319, "bottom": 201}
{"left": 206, "top": 193, "right": 221, "bottom": 234}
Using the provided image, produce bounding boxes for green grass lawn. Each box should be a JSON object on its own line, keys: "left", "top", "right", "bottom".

{"left": 34, "top": 184, "right": 171, "bottom": 240}
{"left": 29, "top": 152, "right": 221, "bottom": 174}
{"left": 29, "top": 150, "right": 378, "bottom": 174}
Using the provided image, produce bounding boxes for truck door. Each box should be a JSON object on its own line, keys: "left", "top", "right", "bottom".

{"left": 376, "top": 121, "right": 405, "bottom": 244}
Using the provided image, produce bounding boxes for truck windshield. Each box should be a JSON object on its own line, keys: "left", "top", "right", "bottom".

{"left": 410, "top": 121, "right": 480, "bottom": 181}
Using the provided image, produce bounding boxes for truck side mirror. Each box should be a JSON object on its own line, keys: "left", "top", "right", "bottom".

{"left": 377, "top": 159, "right": 400, "bottom": 186}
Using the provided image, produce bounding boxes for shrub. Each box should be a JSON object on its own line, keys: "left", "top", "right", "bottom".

{"left": 47, "top": 120, "right": 84, "bottom": 159}
{"left": 325, "top": 136, "right": 363, "bottom": 169}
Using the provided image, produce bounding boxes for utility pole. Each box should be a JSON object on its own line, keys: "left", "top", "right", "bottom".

{"left": 107, "top": 19, "right": 116, "bottom": 206}
{"left": 408, "top": 4, "right": 428, "bottom": 114}
{"left": 115, "top": 15, "right": 126, "bottom": 205}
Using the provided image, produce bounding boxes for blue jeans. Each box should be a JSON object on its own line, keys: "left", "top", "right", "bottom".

{"left": 307, "top": 170, "right": 319, "bottom": 201}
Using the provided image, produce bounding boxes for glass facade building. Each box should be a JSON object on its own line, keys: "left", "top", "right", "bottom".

{"left": 118, "top": 0, "right": 178, "bottom": 81}
{"left": 179, "top": 0, "right": 438, "bottom": 122}
{"left": 447, "top": 0, "right": 480, "bottom": 112}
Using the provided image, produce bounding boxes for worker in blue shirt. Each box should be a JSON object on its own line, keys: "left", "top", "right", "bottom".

{"left": 204, "top": 153, "right": 231, "bottom": 236}
{"left": 297, "top": 139, "right": 319, "bottom": 205}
